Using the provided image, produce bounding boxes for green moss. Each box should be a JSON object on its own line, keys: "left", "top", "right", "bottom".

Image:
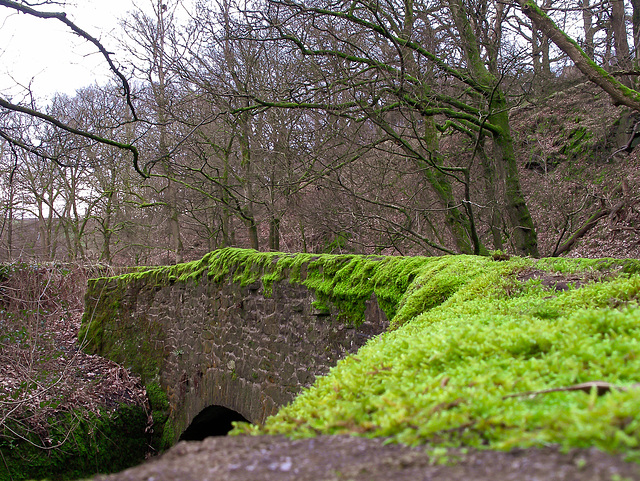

{"left": 390, "top": 255, "right": 490, "bottom": 328}
{"left": 79, "top": 279, "right": 128, "bottom": 353}
{"left": 83, "top": 249, "right": 640, "bottom": 458}
{"left": 0, "top": 404, "right": 148, "bottom": 481}
{"left": 144, "top": 382, "right": 172, "bottom": 451}
{"left": 86, "top": 248, "right": 445, "bottom": 329}
{"left": 80, "top": 277, "right": 162, "bottom": 382}
{"left": 146, "top": 382, "right": 169, "bottom": 412}
{"left": 233, "top": 254, "right": 640, "bottom": 458}
{"left": 158, "top": 422, "right": 175, "bottom": 452}
{"left": 560, "top": 126, "right": 594, "bottom": 159}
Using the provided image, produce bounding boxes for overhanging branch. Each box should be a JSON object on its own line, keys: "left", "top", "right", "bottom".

{"left": 516, "top": 0, "right": 640, "bottom": 111}
{"left": 0, "top": 0, "right": 138, "bottom": 120}
{"left": 0, "top": 97, "right": 147, "bottom": 177}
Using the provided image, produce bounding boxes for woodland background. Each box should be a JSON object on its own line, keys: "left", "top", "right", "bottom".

{"left": 1, "top": 0, "right": 640, "bottom": 265}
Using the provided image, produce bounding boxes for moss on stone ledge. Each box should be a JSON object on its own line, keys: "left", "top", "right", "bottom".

{"left": 230, "top": 254, "right": 640, "bottom": 460}
{"left": 82, "top": 248, "right": 491, "bottom": 331}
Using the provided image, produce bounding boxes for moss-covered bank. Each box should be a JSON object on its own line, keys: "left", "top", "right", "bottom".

{"left": 0, "top": 404, "right": 148, "bottom": 481}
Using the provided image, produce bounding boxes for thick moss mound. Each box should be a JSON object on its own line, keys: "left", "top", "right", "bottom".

{"left": 0, "top": 404, "right": 149, "bottom": 481}
{"left": 227, "top": 254, "right": 640, "bottom": 460}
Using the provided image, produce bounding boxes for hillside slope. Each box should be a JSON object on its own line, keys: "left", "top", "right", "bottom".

{"left": 512, "top": 82, "right": 640, "bottom": 258}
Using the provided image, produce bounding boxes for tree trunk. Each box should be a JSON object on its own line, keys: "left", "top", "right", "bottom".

{"left": 611, "top": 0, "right": 632, "bottom": 86}
{"left": 99, "top": 188, "right": 114, "bottom": 264}
{"left": 631, "top": 0, "right": 640, "bottom": 62}
{"left": 238, "top": 117, "right": 260, "bottom": 251}
{"left": 269, "top": 217, "right": 280, "bottom": 251}
{"left": 491, "top": 108, "right": 539, "bottom": 256}
{"left": 449, "top": 0, "right": 539, "bottom": 256}
{"left": 155, "top": 0, "right": 183, "bottom": 264}
{"left": 6, "top": 159, "right": 16, "bottom": 260}
{"left": 582, "top": 0, "right": 596, "bottom": 58}
{"left": 477, "top": 138, "right": 504, "bottom": 251}
{"left": 422, "top": 117, "right": 477, "bottom": 254}
{"left": 518, "top": 0, "right": 640, "bottom": 111}
{"left": 611, "top": 0, "right": 631, "bottom": 65}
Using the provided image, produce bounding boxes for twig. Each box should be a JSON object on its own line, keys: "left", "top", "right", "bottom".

{"left": 503, "top": 381, "right": 640, "bottom": 399}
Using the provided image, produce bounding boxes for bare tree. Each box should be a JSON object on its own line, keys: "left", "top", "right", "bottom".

{"left": 221, "top": 0, "right": 541, "bottom": 255}
{"left": 121, "top": 0, "right": 187, "bottom": 262}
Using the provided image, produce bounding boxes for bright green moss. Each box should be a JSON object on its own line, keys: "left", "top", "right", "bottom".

{"left": 232, "top": 254, "right": 640, "bottom": 458}
{"left": 85, "top": 248, "right": 441, "bottom": 328}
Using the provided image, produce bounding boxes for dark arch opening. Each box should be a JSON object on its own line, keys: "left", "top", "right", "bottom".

{"left": 179, "top": 405, "right": 251, "bottom": 441}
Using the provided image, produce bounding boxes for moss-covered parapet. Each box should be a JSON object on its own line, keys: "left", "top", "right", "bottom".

{"left": 80, "top": 249, "right": 640, "bottom": 457}
{"left": 84, "top": 248, "right": 464, "bottom": 446}
{"left": 233, "top": 255, "right": 640, "bottom": 459}
{"left": 81, "top": 247, "right": 486, "bottom": 338}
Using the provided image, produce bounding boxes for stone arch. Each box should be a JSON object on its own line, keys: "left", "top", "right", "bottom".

{"left": 82, "top": 253, "right": 390, "bottom": 448}
{"left": 179, "top": 405, "right": 250, "bottom": 440}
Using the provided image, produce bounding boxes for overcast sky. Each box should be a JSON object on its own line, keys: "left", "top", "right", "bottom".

{"left": 0, "top": 0, "right": 140, "bottom": 101}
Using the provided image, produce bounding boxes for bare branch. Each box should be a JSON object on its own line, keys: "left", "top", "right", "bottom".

{"left": 0, "top": 0, "right": 138, "bottom": 120}
{"left": 0, "top": 96, "right": 147, "bottom": 177}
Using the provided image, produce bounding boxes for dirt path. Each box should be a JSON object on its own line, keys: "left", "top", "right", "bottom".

{"left": 94, "top": 434, "right": 640, "bottom": 481}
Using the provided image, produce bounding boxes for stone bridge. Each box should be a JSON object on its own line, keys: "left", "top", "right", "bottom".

{"left": 80, "top": 249, "right": 395, "bottom": 448}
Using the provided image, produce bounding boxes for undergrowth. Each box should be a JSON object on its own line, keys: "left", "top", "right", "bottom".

{"left": 0, "top": 263, "right": 149, "bottom": 481}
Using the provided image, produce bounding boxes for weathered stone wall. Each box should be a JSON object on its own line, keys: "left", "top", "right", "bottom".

{"left": 82, "top": 261, "right": 388, "bottom": 445}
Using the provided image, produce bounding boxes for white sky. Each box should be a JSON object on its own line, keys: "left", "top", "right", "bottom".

{"left": 0, "top": 0, "right": 140, "bottom": 101}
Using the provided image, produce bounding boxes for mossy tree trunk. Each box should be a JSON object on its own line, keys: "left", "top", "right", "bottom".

{"left": 477, "top": 137, "right": 504, "bottom": 251}
{"left": 489, "top": 108, "right": 539, "bottom": 256}
{"left": 372, "top": 111, "right": 477, "bottom": 254}
{"left": 448, "top": 0, "right": 539, "bottom": 256}
{"left": 518, "top": 0, "right": 640, "bottom": 111}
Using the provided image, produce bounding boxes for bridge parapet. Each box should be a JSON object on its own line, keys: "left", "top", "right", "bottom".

{"left": 80, "top": 249, "right": 392, "bottom": 447}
